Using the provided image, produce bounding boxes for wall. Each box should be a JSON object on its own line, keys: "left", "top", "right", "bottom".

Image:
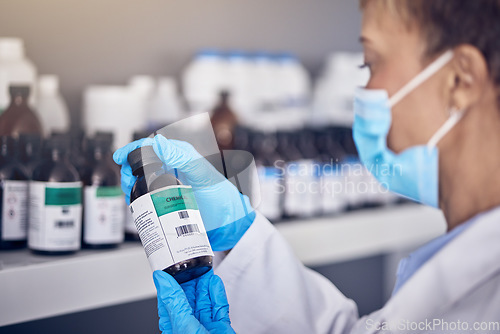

{"left": 0, "top": 0, "right": 362, "bottom": 127}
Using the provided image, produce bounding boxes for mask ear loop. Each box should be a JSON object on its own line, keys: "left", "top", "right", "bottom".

{"left": 388, "top": 50, "right": 455, "bottom": 108}
{"left": 426, "top": 107, "right": 465, "bottom": 150}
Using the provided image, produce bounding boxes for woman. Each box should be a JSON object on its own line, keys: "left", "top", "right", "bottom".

{"left": 114, "top": 0, "right": 500, "bottom": 332}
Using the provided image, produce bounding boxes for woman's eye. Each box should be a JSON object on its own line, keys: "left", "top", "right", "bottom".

{"left": 359, "top": 62, "right": 371, "bottom": 69}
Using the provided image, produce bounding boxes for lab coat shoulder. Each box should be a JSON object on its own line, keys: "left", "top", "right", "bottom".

{"left": 214, "top": 207, "right": 500, "bottom": 334}
{"left": 360, "top": 206, "right": 500, "bottom": 333}
{"left": 214, "top": 212, "right": 359, "bottom": 334}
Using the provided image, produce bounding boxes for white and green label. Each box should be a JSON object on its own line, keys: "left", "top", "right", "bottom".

{"left": 84, "top": 186, "right": 125, "bottom": 245}
{"left": 1, "top": 180, "right": 28, "bottom": 241}
{"left": 129, "top": 185, "right": 213, "bottom": 271}
{"left": 28, "top": 181, "right": 82, "bottom": 251}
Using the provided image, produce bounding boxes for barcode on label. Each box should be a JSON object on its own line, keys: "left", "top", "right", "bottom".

{"left": 178, "top": 211, "right": 189, "bottom": 219}
{"left": 175, "top": 224, "right": 200, "bottom": 237}
{"left": 55, "top": 221, "right": 74, "bottom": 228}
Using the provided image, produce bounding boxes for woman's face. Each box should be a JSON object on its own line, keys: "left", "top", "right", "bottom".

{"left": 360, "top": 2, "right": 452, "bottom": 153}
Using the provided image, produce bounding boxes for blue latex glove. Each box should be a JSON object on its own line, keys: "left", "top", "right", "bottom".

{"left": 153, "top": 270, "right": 235, "bottom": 334}
{"left": 113, "top": 134, "right": 255, "bottom": 251}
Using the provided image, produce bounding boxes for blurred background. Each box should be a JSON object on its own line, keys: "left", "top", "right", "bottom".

{"left": 0, "top": 0, "right": 361, "bottom": 128}
{"left": 0, "top": 1, "right": 446, "bottom": 333}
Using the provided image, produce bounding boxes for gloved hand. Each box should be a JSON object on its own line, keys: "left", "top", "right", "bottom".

{"left": 113, "top": 134, "right": 256, "bottom": 251}
{"left": 153, "top": 270, "right": 235, "bottom": 334}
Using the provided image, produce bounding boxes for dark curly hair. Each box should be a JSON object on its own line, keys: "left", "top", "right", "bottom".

{"left": 360, "top": 0, "right": 500, "bottom": 99}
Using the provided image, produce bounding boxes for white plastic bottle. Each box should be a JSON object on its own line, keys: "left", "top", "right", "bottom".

{"left": 35, "top": 75, "right": 70, "bottom": 136}
{"left": 225, "top": 51, "right": 252, "bottom": 120}
{"left": 0, "top": 38, "right": 37, "bottom": 114}
{"left": 182, "top": 50, "right": 228, "bottom": 114}
{"left": 148, "top": 77, "right": 183, "bottom": 130}
{"left": 83, "top": 85, "right": 146, "bottom": 149}
{"left": 251, "top": 52, "right": 277, "bottom": 115}
{"left": 129, "top": 75, "right": 155, "bottom": 114}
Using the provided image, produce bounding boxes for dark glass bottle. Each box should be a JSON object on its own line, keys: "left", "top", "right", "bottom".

{"left": 128, "top": 145, "right": 213, "bottom": 283}
{"left": 0, "top": 86, "right": 42, "bottom": 137}
{"left": 0, "top": 136, "right": 29, "bottom": 249}
{"left": 124, "top": 131, "right": 151, "bottom": 241}
{"left": 251, "top": 131, "right": 284, "bottom": 222}
{"left": 82, "top": 135, "right": 124, "bottom": 249}
{"left": 211, "top": 91, "right": 238, "bottom": 151}
{"left": 18, "top": 133, "right": 43, "bottom": 178}
{"left": 29, "top": 137, "right": 82, "bottom": 255}
{"left": 51, "top": 130, "right": 89, "bottom": 180}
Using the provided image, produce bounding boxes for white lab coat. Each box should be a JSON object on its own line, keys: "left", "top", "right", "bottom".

{"left": 213, "top": 206, "right": 500, "bottom": 333}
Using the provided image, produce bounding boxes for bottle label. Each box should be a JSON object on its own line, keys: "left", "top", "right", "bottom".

{"left": 1, "top": 180, "right": 28, "bottom": 241}
{"left": 255, "top": 166, "right": 283, "bottom": 221}
{"left": 320, "top": 164, "right": 347, "bottom": 215}
{"left": 284, "top": 160, "right": 322, "bottom": 217}
{"left": 129, "top": 185, "right": 213, "bottom": 272}
{"left": 84, "top": 186, "right": 125, "bottom": 245}
{"left": 28, "top": 181, "right": 82, "bottom": 251}
{"left": 124, "top": 208, "right": 138, "bottom": 235}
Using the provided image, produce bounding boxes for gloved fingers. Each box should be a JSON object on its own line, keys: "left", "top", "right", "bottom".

{"left": 209, "top": 274, "right": 231, "bottom": 324}
{"left": 156, "top": 294, "right": 173, "bottom": 333}
{"left": 113, "top": 137, "right": 154, "bottom": 165}
{"left": 194, "top": 270, "right": 214, "bottom": 324}
{"left": 180, "top": 278, "right": 197, "bottom": 311}
{"left": 152, "top": 135, "right": 201, "bottom": 171}
{"left": 153, "top": 271, "right": 197, "bottom": 324}
{"left": 153, "top": 135, "right": 226, "bottom": 187}
{"left": 120, "top": 164, "right": 135, "bottom": 205}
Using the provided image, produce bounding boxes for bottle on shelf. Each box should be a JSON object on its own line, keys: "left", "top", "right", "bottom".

{"left": 148, "top": 77, "right": 183, "bottom": 131}
{"left": 276, "top": 130, "right": 302, "bottom": 220}
{"left": 51, "top": 130, "right": 89, "bottom": 180}
{"left": 35, "top": 75, "right": 70, "bottom": 136}
{"left": 0, "top": 136, "right": 29, "bottom": 249}
{"left": 82, "top": 133, "right": 124, "bottom": 249}
{"left": 17, "top": 133, "right": 43, "bottom": 178}
{"left": 0, "top": 86, "right": 42, "bottom": 137}
{"left": 0, "top": 38, "right": 37, "bottom": 114}
{"left": 315, "top": 128, "right": 348, "bottom": 215}
{"left": 210, "top": 91, "right": 238, "bottom": 151}
{"left": 251, "top": 130, "right": 284, "bottom": 222}
{"left": 29, "top": 136, "right": 82, "bottom": 255}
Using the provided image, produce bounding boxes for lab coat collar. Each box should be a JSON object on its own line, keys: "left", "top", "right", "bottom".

{"left": 377, "top": 206, "right": 500, "bottom": 329}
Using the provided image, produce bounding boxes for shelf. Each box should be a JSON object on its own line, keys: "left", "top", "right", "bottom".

{"left": 275, "top": 204, "right": 446, "bottom": 266}
{"left": 0, "top": 204, "right": 446, "bottom": 327}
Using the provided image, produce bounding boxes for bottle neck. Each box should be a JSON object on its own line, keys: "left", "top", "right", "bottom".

{"left": 0, "top": 145, "right": 12, "bottom": 158}
{"left": 10, "top": 94, "right": 28, "bottom": 108}
{"left": 20, "top": 143, "right": 41, "bottom": 163}
{"left": 132, "top": 162, "right": 163, "bottom": 178}
{"left": 47, "top": 148, "right": 68, "bottom": 162}
{"left": 93, "top": 148, "right": 106, "bottom": 161}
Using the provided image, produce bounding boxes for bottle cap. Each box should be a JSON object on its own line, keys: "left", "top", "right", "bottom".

{"left": 46, "top": 134, "right": 71, "bottom": 151}
{"left": 0, "top": 38, "right": 24, "bottom": 59}
{"left": 9, "top": 85, "right": 30, "bottom": 99}
{"left": 127, "top": 146, "right": 162, "bottom": 174}
{"left": 19, "top": 133, "right": 42, "bottom": 145}
{"left": 38, "top": 75, "right": 59, "bottom": 96}
{"left": 132, "top": 131, "right": 151, "bottom": 141}
{"left": 0, "top": 136, "right": 15, "bottom": 155}
{"left": 94, "top": 131, "right": 114, "bottom": 148}
{"left": 196, "top": 49, "right": 221, "bottom": 58}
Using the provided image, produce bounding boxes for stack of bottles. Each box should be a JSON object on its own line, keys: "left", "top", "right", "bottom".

{"left": 0, "top": 131, "right": 129, "bottom": 253}
{"left": 234, "top": 126, "right": 403, "bottom": 223}
{"left": 83, "top": 76, "right": 184, "bottom": 149}
{"left": 0, "top": 84, "right": 134, "bottom": 253}
{"left": 182, "top": 49, "right": 310, "bottom": 128}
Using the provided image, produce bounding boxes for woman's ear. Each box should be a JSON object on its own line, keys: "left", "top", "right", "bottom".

{"left": 449, "top": 44, "right": 489, "bottom": 110}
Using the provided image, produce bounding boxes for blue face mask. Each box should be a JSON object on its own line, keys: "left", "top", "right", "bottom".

{"left": 353, "top": 50, "right": 465, "bottom": 208}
